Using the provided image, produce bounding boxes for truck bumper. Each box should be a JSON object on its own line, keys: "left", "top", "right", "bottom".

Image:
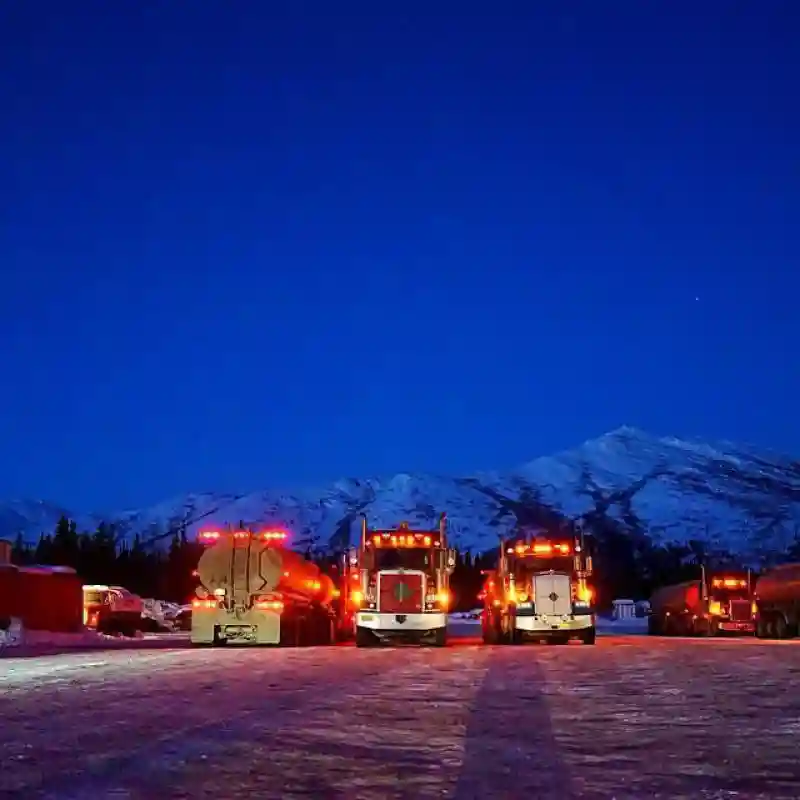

{"left": 191, "top": 609, "right": 281, "bottom": 645}
{"left": 718, "top": 620, "right": 755, "bottom": 634}
{"left": 515, "top": 613, "right": 595, "bottom": 636}
{"left": 356, "top": 611, "right": 447, "bottom": 640}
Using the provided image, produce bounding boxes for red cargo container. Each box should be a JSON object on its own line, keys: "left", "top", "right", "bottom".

{"left": 0, "top": 564, "right": 21, "bottom": 621}
{"left": 0, "top": 566, "right": 84, "bottom": 633}
{"left": 17, "top": 567, "right": 84, "bottom": 632}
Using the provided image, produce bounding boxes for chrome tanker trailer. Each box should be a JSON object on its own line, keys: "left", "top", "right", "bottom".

{"left": 755, "top": 563, "right": 800, "bottom": 639}
{"left": 190, "top": 528, "right": 341, "bottom": 646}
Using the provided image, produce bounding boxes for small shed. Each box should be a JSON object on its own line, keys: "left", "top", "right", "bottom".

{"left": 612, "top": 598, "right": 637, "bottom": 620}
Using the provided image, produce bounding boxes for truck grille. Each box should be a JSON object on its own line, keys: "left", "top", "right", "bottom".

{"left": 378, "top": 573, "right": 423, "bottom": 614}
{"left": 730, "top": 599, "right": 751, "bottom": 622}
{"left": 534, "top": 573, "right": 572, "bottom": 617}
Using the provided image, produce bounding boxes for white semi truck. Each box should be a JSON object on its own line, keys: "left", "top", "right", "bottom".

{"left": 481, "top": 534, "right": 596, "bottom": 645}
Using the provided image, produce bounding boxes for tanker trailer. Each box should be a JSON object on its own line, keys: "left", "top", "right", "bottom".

{"left": 190, "top": 528, "right": 341, "bottom": 646}
{"left": 648, "top": 567, "right": 754, "bottom": 636}
{"left": 755, "top": 563, "right": 800, "bottom": 639}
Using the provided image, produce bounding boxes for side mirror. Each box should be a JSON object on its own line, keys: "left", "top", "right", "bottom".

{"left": 447, "top": 548, "right": 457, "bottom": 571}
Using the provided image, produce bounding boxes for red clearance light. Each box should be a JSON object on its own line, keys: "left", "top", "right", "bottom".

{"left": 233, "top": 530, "right": 250, "bottom": 539}
{"left": 199, "top": 531, "right": 221, "bottom": 543}
{"left": 192, "top": 598, "right": 218, "bottom": 609}
{"left": 255, "top": 599, "right": 284, "bottom": 612}
{"left": 713, "top": 577, "right": 747, "bottom": 589}
{"left": 372, "top": 531, "right": 438, "bottom": 546}
{"left": 511, "top": 542, "right": 571, "bottom": 556}
{"left": 261, "top": 530, "right": 287, "bottom": 541}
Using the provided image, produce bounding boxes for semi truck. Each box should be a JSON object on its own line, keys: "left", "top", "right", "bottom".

{"left": 82, "top": 585, "right": 144, "bottom": 637}
{"left": 190, "top": 527, "right": 341, "bottom": 646}
{"left": 346, "top": 513, "right": 456, "bottom": 647}
{"left": 481, "top": 534, "right": 596, "bottom": 645}
{"left": 754, "top": 563, "right": 800, "bottom": 639}
{"left": 648, "top": 568, "right": 755, "bottom": 636}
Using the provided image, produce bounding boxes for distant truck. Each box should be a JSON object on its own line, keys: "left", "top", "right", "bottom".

{"left": 83, "top": 584, "right": 144, "bottom": 637}
{"left": 754, "top": 563, "right": 800, "bottom": 639}
{"left": 346, "top": 514, "right": 456, "bottom": 647}
{"left": 481, "top": 534, "right": 596, "bottom": 645}
{"left": 190, "top": 527, "right": 341, "bottom": 646}
{"left": 648, "top": 568, "right": 755, "bottom": 636}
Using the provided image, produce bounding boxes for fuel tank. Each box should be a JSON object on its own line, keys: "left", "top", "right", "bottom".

{"left": 756, "top": 563, "right": 800, "bottom": 605}
{"left": 650, "top": 580, "right": 703, "bottom": 614}
{"left": 197, "top": 540, "right": 335, "bottom": 607}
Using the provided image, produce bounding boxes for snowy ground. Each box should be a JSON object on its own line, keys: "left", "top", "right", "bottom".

{"left": 0, "top": 615, "right": 649, "bottom": 660}
{"left": 2, "top": 632, "right": 800, "bottom": 798}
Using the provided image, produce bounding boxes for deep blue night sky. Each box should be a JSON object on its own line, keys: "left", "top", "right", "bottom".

{"left": 1, "top": 1, "right": 798, "bottom": 511}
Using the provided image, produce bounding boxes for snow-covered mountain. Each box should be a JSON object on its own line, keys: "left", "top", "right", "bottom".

{"left": 3, "top": 427, "right": 799, "bottom": 562}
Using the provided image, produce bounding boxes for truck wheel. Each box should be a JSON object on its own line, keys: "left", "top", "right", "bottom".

{"left": 755, "top": 617, "right": 770, "bottom": 639}
{"left": 431, "top": 628, "right": 447, "bottom": 647}
{"left": 774, "top": 615, "right": 789, "bottom": 640}
{"left": 355, "top": 626, "right": 374, "bottom": 648}
{"left": 507, "top": 628, "right": 523, "bottom": 645}
{"left": 482, "top": 614, "right": 500, "bottom": 644}
{"left": 647, "top": 616, "right": 661, "bottom": 636}
{"left": 581, "top": 627, "right": 596, "bottom": 645}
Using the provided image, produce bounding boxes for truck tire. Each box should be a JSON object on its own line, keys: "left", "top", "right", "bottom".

{"left": 755, "top": 617, "right": 770, "bottom": 639}
{"left": 507, "top": 628, "right": 523, "bottom": 645}
{"left": 580, "top": 626, "right": 596, "bottom": 645}
{"left": 774, "top": 615, "right": 789, "bottom": 640}
{"left": 431, "top": 628, "right": 447, "bottom": 647}
{"left": 482, "top": 615, "right": 500, "bottom": 644}
{"left": 355, "top": 626, "right": 374, "bottom": 648}
{"left": 647, "top": 615, "right": 662, "bottom": 636}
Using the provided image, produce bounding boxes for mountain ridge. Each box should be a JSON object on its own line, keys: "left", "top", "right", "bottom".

{"left": 3, "top": 427, "right": 799, "bottom": 564}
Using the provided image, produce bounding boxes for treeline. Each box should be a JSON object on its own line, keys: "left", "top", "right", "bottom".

{"left": 10, "top": 516, "right": 203, "bottom": 604}
{"left": 12, "top": 516, "right": 796, "bottom": 610}
{"left": 9, "top": 517, "right": 495, "bottom": 610}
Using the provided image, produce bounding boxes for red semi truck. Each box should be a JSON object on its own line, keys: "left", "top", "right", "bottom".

{"left": 754, "top": 563, "right": 800, "bottom": 639}
{"left": 648, "top": 568, "right": 755, "bottom": 636}
{"left": 345, "top": 514, "right": 456, "bottom": 647}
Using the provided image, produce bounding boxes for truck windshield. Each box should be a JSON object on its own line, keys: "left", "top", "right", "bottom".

{"left": 375, "top": 548, "right": 432, "bottom": 571}
{"left": 83, "top": 590, "right": 106, "bottom": 605}
{"left": 512, "top": 556, "right": 574, "bottom": 578}
{"left": 711, "top": 585, "right": 750, "bottom": 599}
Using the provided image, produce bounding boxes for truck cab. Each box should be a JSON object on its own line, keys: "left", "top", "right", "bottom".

{"left": 648, "top": 568, "right": 755, "bottom": 636}
{"left": 482, "top": 535, "right": 596, "bottom": 645}
{"left": 82, "top": 584, "right": 144, "bottom": 637}
{"left": 348, "top": 513, "right": 456, "bottom": 647}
